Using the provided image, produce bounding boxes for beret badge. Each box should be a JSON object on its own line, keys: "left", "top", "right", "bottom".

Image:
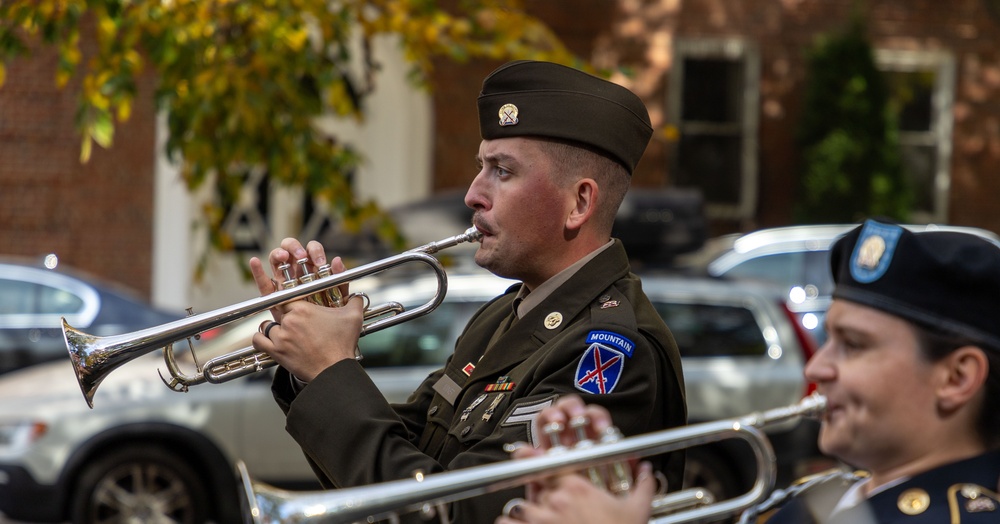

{"left": 498, "top": 103, "right": 519, "bottom": 127}
{"left": 850, "top": 221, "right": 902, "bottom": 283}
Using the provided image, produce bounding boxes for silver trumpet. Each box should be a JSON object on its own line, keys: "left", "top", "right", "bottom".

{"left": 62, "top": 227, "right": 483, "bottom": 408}
{"left": 238, "top": 393, "right": 827, "bottom": 524}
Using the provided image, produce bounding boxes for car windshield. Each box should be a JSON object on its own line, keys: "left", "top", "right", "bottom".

{"left": 719, "top": 250, "right": 835, "bottom": 297}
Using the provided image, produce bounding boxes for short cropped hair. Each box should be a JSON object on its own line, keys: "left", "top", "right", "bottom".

{"left": 536, "top": 138, "right": 629, "bottom": 235}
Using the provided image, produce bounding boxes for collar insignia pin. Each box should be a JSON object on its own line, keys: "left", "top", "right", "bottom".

{"left": 544, "top": 312, "right": 563, "bottom": 330}
{"left": 897, "top": 488, "right": 930, "bottom": 515}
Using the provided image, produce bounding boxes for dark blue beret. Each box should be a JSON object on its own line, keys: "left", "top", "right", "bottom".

{"left": 477, "top": 60, "right": 652, "bottom": 174}
{"left": 831, "top": 219, "right": 1000, "bottom": 350}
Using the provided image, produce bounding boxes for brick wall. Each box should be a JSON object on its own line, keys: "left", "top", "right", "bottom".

{"left": 0, "top": 31, "right": 157, "bottom": 297}
{"left": 431, "top": 0, "right": 1000, "bottom": 236}
{"left": 2, "top": 1, "right": 999, "bottom": 297}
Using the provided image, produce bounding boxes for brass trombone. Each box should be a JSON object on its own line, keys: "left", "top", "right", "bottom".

{"left": 62, "top": 227, "right": 483, "bottom": 408}
{"left": 238, "top": 393, "right": 827, "bottom": 524}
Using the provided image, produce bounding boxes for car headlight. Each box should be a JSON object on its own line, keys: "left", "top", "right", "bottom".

{"left": 0, "top": 420, "right": 48, "bottom": 453}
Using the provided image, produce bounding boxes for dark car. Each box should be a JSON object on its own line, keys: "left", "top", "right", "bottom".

{"left": 0, "top": 257, "right": 184, "bottom": 375}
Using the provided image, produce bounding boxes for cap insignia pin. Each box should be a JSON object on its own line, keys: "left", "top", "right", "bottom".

{"left": 857, "top": 235, "right": 887, "bottom": 270}
{"left": 499, "top": 103, "right": 519, "bottom": 127}
{"left": 544, "top": 312, "right": 563, "bottom": 329}
{"left": 897, "top": 488, "right": 930, "bottom": 515}
{"left": 850, "top": 221, "right": 903, "bottom": 284}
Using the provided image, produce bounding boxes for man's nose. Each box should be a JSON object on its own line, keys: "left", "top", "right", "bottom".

{"left": 465, "top": 173, "right": 488, "bottom": 210}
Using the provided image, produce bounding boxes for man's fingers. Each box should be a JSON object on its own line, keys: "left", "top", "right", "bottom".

{"left": 306, "top": 240, "right": 328, "bottom": 268}
{"left": 629, "top": 462, "right": 657, "bottom": 508}
{"left": 251, "top": 331, "right": 276, "bottom": 356}
{"left": 249, "top": 257, "right": 274, "bottom": 295}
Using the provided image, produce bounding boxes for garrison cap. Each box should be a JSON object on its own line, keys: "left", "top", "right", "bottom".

{"left": 830, "top": 218, "right": 1000, "bottom": 350}
{"left": 477, "top": 60, "right": 653, "bottom": 174}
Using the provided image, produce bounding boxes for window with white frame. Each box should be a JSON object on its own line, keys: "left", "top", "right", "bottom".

{"left": 668, "top": 38, "right": 760, "bottom": 222}
{"left": 875, "top": 49, "right": 955, "bottom": 224}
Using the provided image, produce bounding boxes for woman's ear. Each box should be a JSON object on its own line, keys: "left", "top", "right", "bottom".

{"left": 565, "top": 178, "right": 598, "bottom": 231}
{"left": 936, "top": 346, "right": 989, "bottom": 413}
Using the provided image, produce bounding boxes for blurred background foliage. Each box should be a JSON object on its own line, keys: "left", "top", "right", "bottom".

{"left": 795, "top": 14, "right": 911, "bottom": 224}
{"left": 0, "top": 0, "right": 580, "bottom": 271}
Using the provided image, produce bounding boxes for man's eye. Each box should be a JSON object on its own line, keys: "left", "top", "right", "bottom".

{"left": 843, "top": 338, "right": 865, "bottom": 352}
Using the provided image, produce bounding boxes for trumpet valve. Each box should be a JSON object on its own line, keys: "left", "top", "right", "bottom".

{"left": 543, "top": 421, "right": 566, "bottom": 453}
{"left": 569, "top": 415, "right": 591, "bottom": 445}
{"left": 278, "top": 263, "right": 297, "bottom": 290}
{"left": 568, "top": 415, "right": 607, "bottom": 488}
{"left": 316, "top": 264, "right": 345, "bottom": 307}
{"left": 596, "top": 426, "right": 633, "bottom": 494}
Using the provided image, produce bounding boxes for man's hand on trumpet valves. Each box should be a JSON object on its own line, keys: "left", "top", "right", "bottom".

{"left": 249, "top": 237, "right": 360, "bottom": 383}
{"left": 496, "top": 395, "right": 656, "bottom": 524}
{"left": 250, "top": 238, "right": 350, "bottom": 308}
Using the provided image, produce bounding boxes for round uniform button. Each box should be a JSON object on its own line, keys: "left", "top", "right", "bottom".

{"left": 461, "top": 426, "right": 472, "bottom": 437}
{"left": 428, "top": 405, "right": 439, "bottom": 416}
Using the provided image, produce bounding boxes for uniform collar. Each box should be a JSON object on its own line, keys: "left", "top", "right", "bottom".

{"left": 513, "top": 239, "right": 614, "bottom": 318}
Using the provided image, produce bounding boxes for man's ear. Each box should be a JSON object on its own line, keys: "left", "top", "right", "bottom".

{"left": 937, "top": 346, "right": 989, "bottom": 413}
{"left": 565, "top": 178, "right": 598, "bottom": 231}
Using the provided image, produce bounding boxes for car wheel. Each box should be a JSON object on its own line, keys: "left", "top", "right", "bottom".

{"left": 682, "top": 445, "right": 746, "bottom": 506}
{"left": 70, "top": 445, "right": 209, "bottom": 524}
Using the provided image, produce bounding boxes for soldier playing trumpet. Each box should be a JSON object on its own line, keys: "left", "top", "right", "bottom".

{"left": 247, "top": 60, "right": 687, "bottom": 522}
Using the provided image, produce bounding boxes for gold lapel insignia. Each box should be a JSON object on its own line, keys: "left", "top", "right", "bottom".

{"left": 544, "top": 312, "right": 563, "bottom": 329}
{"left": 960, "top": 484, "right": 997, "bottom": 513}
{"left": 498, "top": 103, "right": 519, "bottom": 126}
{"left": 898, "top": 488, "right": 930, "bottom": 515}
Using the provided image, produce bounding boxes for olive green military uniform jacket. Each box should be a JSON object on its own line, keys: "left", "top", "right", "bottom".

{"left": 271, "top": 240, "right": 686, "bottom": 522}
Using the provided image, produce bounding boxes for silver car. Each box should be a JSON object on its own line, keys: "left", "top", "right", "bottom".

{"left": 692, "top": 223, "right": 1000, "bottom": 344}
{"left": 0, "top": 268, "right": 817, "bottom": 523}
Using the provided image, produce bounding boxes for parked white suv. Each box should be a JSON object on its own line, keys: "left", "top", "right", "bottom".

{"left": 0, "top": 268, "right": 818, "bottom": 523}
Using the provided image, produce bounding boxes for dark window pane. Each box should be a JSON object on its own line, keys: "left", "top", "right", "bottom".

{"left": 885, "top": 70, "right": 934, "bottom": 132}
{"left": 37, "top": 286, "right": 84, "bottom": 315}
{"left": 681, "top": 58, "right": 743, "bottom": 123}
{"left": 900, "top": 144, "right": 937, "bottom": 213}
{"left": 655, "top": 302, "right": 766, "bottom": 358}
{"left": 675, "top": 134, "right": 742, "bottom": 204}
{"left": 0, "top": 279, "right": 37, "bottom": 314}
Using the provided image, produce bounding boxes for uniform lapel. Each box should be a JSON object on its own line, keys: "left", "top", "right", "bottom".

{"left": 470, "top": 241, "right": 631, "bottom": 380}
